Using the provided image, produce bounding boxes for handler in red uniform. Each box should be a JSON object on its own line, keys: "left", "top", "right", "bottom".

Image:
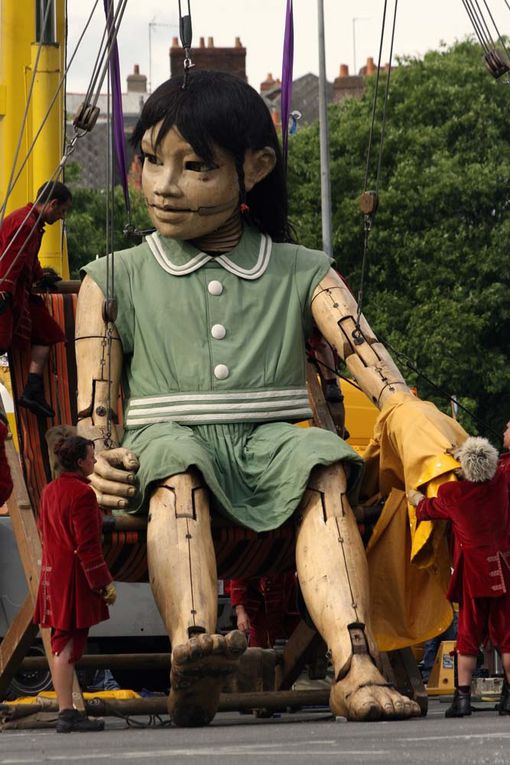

{"left": 34, "top": 435, "right": 117, "bottom": 733}
{"left": 0, "top": 412, "right": 13, "bottom": 505}
{"left": 409, "top": 436, "right": 510, "bottom": 718}
{"left": 0, "top": 181, "right": 71, "bottom": 418}
{"left": 501, "top": 418, "right": 510, "bottom": 478}
{"left": 229, "top": 573, "right": 299, "bottom": 648}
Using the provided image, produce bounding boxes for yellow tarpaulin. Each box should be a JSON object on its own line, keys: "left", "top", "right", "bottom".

{"left": 363, "top": 393, "right": 467, "bottom": 651}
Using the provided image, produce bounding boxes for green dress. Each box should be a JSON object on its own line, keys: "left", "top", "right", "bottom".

{"left": 83, "top": 225, "right": 364, "bottom": 532}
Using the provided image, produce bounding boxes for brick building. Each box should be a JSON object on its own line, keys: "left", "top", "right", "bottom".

{"left": 65, "top": 38, "right": 379, "bottom": 190}
{"left": 170, "top": 36, "right": 247, "bottom": 80}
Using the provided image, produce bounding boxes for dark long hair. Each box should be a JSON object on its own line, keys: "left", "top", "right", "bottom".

{"left": 131, "top": 70, "right": 292, "bottom": 243}
{"left": 54, "top": 436, "right": 93, "bottom": 472}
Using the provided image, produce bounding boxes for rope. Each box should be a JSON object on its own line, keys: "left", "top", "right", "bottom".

{"left": 0, "top": 0, "right": 101, "bottom": 225}
{"left": 461, "top": 0, "right": 510, "bottom": 76}
{"left": 0, "top": 0, "right": 127, "bottom": 290}
{"left": 378, "top": 334, "right": 500, "bottom": 439}
{"left": 307, "top": 340, "right": 497, "bottom": 440}
{"left": 88, "top": 698, "right": 171, "bottom": 728}
{"left": 0, "top": 0, "right": 55, "bottom": 226}
{"left": 354, "top": 0, "right": 399, "bottom": 337}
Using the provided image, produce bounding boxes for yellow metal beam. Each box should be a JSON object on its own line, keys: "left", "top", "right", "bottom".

{"left": 0, "top": 0, "right": 34, "bottom": 213}
{"left": 0, "top": 0, "right": 69, "bottom": 276}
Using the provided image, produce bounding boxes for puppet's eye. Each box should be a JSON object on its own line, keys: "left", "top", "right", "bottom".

{"left": 185, "top": 160, "right": 217, "bottom": 172}
{"left": 144, "top": 152, "right": 162, "bottom": 166}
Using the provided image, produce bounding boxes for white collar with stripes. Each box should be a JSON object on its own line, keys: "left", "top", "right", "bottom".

{"left": 145, "top": 231, "right": 272, "bottom": 280}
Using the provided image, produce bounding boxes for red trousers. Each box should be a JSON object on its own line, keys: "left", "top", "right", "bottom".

{"left": 51, "top": 628, "right": 89, "bottom": 664}
{"left": 457, "top": 590, "right": 510, "bottom": 655}
{"left": 0, "top": 295, "right": 65, "bottom": 352}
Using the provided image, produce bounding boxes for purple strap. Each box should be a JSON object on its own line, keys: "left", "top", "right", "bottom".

{"left": 281, "top": 0, "right": 294, "bottom": 166}
{"left": 103, "top": 0, "right": 130, "bottom": 210}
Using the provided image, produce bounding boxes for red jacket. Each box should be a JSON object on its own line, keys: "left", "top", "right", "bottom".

{"left": 0, "top": 204, "right": 44, "bottom": 346}
{"left": 499, "top": 452, "right": 510, "bottom": 481}
{"left": 34, "top": 473, "right": 112, "bottom": 630}
{"left": 0, "top": 420, "right": 13, "bottom": 506}
{"left": 416, "top": 468, "right": 510, "bottom": 602}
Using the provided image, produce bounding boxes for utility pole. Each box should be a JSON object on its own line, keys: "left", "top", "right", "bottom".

{"left": 317, "top": 0, "right": 332, "bottom": 257}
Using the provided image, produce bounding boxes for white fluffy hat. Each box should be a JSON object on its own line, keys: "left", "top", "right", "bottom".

{"left": 455, "top": 436, "right": 499, "bottom": 483}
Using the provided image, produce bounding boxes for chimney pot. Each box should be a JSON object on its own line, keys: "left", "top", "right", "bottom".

{"left": 199, "top": 36, "right": 205, "bottom": 47}
{"left": 366, "top": 57, "right": 375, "bottom": 75}
{"left": 235, "top": 36, "right": 242, "bottom": 48}
{"left": 134, "top": 64, "right": 140, "bottom": 75}
{"left": 207, "top": 36, "right": 214, "bottom": 47}
{"left": 339, "top": 64, "right": 349, "bottom": 77}
{"left": 172, "top": 36, "right": 179, "bottom": 47}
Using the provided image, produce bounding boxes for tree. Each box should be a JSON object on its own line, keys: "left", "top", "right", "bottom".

{"left": 287, "top": 40, "right": 510, "bottom": 439}
{"left": 65, "top": 184, "right": 152, "bottom": 278}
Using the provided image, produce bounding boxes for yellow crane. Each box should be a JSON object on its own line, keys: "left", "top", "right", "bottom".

{"left": 0, "top": 0, "right": 69, "bottom": 277}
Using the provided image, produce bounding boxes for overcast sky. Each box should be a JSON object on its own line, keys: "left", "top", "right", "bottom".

{"left": 65, "top": 0, "right": 508, "bottom": 95}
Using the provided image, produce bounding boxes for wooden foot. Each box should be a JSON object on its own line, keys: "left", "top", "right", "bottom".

{"left": 330, "top": 654, "right": 421, "bottom": 721}
{"left": 169, "top": 630, "right": 247, "bottom": 727}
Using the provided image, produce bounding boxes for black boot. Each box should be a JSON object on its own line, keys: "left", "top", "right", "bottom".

{"left": 18, "top": 373, "right": 54, "bottom": 418}
{"left": 56, "top": 708, "right": 105, "bottom": 733}
{"left": 445, "top": 688, "right": 472, "bottom": 718}
{"left": 498, "top": 680, "right": 510, "bottom": 715}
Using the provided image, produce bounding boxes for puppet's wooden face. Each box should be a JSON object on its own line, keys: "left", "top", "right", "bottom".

{"left": 141, "top": 124, "right": 239, "bottom": 240}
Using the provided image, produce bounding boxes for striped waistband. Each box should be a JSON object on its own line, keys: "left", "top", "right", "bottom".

{"left": 125, "top": 388, "right": 312, "bottom": 427}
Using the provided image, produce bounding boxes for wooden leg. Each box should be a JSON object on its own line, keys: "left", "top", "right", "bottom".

{"left": 147, "top": 470, "right": 246, "bottom": 726}
{"left": 296, "top": 463, "right": 421, "bottom": 721}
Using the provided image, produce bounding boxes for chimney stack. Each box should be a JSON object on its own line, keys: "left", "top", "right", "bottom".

{"left": 127, "top": 64, "right": 147, "bottom": 93}
{"left": 170, "top": 36, "right": 247, "bottom": 81}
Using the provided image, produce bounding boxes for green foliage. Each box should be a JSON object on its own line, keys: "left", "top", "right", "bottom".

{"left": 65, "top": 186, "right": 151, "bottom": 278}
{"left": 288, "top": 40, "right": 510, "bottom": 441}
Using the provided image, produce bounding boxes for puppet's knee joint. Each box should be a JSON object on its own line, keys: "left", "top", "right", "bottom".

{"left": 306, "top": 464, "right": 348, "bottom": 521}
{"left": 159, "top": 469, "right": 207, "bottom": 520}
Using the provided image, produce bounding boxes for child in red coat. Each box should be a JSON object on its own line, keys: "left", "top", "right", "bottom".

{"left": 409, "top": 436, "right": 510, "bottom": 718}
{"left": 34, "top": 435, "right": 116, "bottom": 733}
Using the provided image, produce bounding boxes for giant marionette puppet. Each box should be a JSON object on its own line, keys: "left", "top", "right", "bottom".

{"left": 76, "top": 71, "right": 465, "bottom": 726}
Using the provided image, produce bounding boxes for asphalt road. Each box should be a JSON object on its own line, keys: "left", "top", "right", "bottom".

{"left": 1, "top": 700, "right": 509, "bottom": 765}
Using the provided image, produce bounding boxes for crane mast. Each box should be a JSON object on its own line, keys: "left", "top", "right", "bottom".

{"left": 0, "top": 0, "right": 69, "bottom": 276}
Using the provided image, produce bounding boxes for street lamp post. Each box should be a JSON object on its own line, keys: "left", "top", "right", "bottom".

{"left": 317, "top": 0, "right": 332, "bottom": 257}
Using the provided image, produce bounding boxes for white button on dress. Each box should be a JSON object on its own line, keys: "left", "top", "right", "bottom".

{"left": 211, "top": 324, "right": 226, "bottom": 339}
{"left": 208, "top": 280, "right": 223, "bottom": 296}
{"left": 214, "top": 364, "right": 229, "bottom": 380}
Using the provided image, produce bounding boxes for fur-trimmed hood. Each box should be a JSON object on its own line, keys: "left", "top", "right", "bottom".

{"left": 455, "top": 436, "right": 499, "bottom": 483}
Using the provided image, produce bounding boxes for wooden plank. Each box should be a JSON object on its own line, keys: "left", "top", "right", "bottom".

{"left": 0, "top": 595, "right": 38, "bottom": 698}
{"left": 275, "top": 619, "right": 325, "bottom": 691}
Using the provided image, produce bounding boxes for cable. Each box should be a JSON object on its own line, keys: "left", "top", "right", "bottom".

{"left": 88, "top": 698, "right": 171, "bottom": 728}
{"left": 0, "top": 0, "right": 101, "bottom": 224}
{"left": 379, "top": 333, "right": 500, "bottom": 439}
{"left": 0, "top": 0, "right": 55, "bottom": 225}
{"left": 0, "top": 0, "right": 127, "bottom": 286}
{"left": 355, "top": 0, "right": 399, "bottom": 337}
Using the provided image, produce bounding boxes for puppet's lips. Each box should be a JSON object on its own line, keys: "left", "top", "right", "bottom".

{"left": 150, "top": 204, "right": 193, "bottom": 213}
